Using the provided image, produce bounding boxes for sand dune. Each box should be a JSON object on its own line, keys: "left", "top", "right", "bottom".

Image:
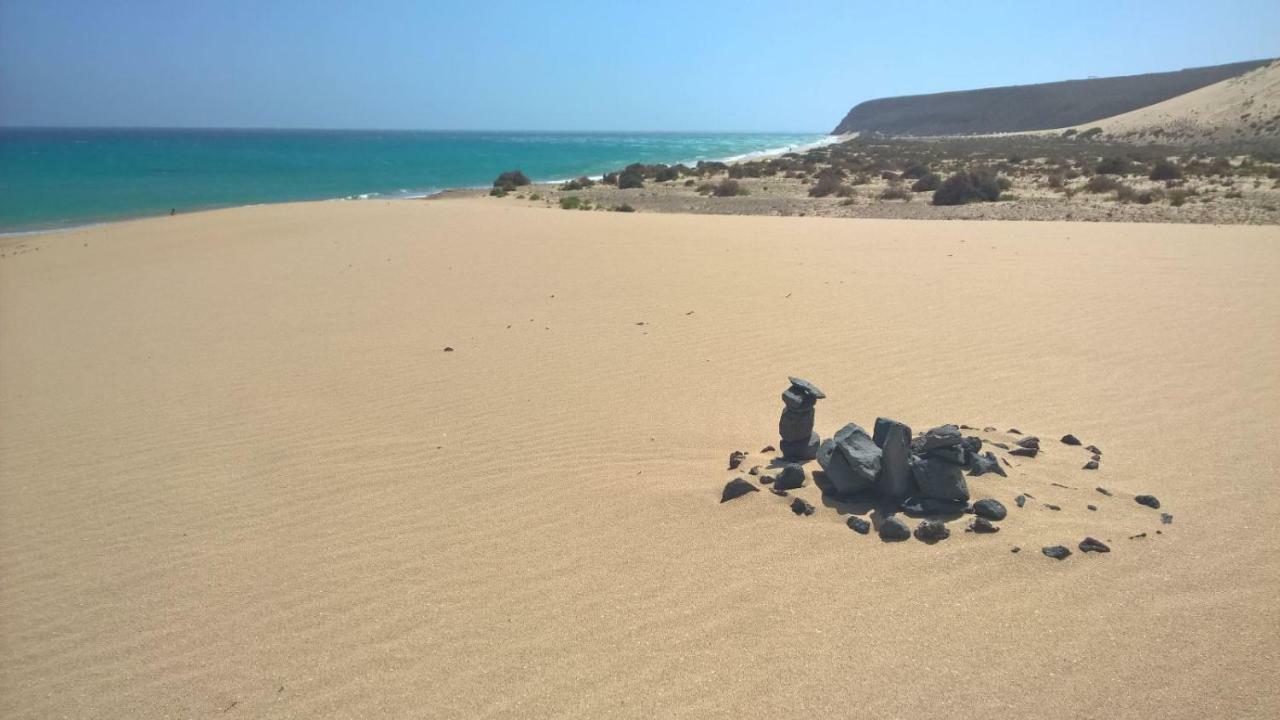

{"left": 1058, "top": 60, "right": 1280, "bottom": 141}
{"left": 1, "top": 200, "right": 1278, "bottom": 718}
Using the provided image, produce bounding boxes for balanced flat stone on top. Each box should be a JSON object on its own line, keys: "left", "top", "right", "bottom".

{"left": 786, "top": 376, "right": 826, "bottom": 400}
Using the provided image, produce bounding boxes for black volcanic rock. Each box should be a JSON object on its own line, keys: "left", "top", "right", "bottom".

{"left": 879, "top": 516, "right": 911, "bottom": 541}
{"left": 968, "top": 451, "right": 1006, "bottom": 477}
{"left": 817, "top": 423, "right": 882, "bottom": 495}
{"left": 780, "top": 431, "right": 821, "bottom": 462}
{"left": 773, "top": 464, "right": 806, "bottom": 490}
{"left": 910, "top": 456, "right": 970, "bottom": 503}
{"left": 1061, "top": 434, "right": 1082, "bottom": 446}
{"left": 873, "top": 418, "right": 915, "bottom": 498}
{"left": 972, "top": 498, "right": 1008, "bottom": 521}
{"left": 914, "top": 519, "right": 950, "bottom": 543}
{"left": 968, "top": 517, "right": 999, "bottom": 533}
{"left": 1009, "top": 446, "right": 1038, "bottom": 458}
{"left": 847, "top": 516, "right": 871, "bottom": 534}
{"left": 1042, "top": 545, "right": 1072, "bottom": 560}
{"left": 1083, "top": 460, "right": 1099, "bottom": 470}
{"left": 728, "top": 451, "right": 746, "bottom": 470}
{"left": 721, "top": 478, "right": 759, "bottom": 503}
{"left": 1135, "top": 495, "right": 1161, "bottom": 509}
{"left": 790, "top": 497, "right": 815, "bottom": 516}
{"left": 1079, "top": 537, "right": 1111, "bottom": 553}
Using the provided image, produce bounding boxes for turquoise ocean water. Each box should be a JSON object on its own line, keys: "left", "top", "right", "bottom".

{"left": 0, "top": 129, "right": 830, "bottom": 233}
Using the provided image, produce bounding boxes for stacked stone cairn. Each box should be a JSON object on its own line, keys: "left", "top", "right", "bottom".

{"left": 778, "top": 377, "right": 825, "bottom": 461}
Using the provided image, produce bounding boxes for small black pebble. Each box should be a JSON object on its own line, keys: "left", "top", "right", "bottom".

{"left": 1160, "top": 513, "right": 1173, "bottom": 524}
{"left": 1079, "top": 537, "right": 1110, "bottom": 553}
{"left": 847, "top": 516, "right": 871, "bottom": 534}
{"left": 1008, "top": 428, "right": 1022, "bottom": 434}
{"left": 968, "top": 517, "right": 999, "bottom": 533}
{"left": 748, "top": 465, "right": 760, "bottom": 476}
{"left": 760, "top": 445, "right": 776, "bottom": 453}
{"left": 1061, "top": 434, "right": 1082, "bottom": 445}
{"left": 1015, "top": 494, "right": 1027, "bottom": 508}
{"left": 727, "top": 451, "right": 746, "bottom": 470}
{"left": 1043, "top": 503, "right": 1061, "bottom": 511}
{"left": 790, "top": 497, "right": 815, "bottom": 516}
{"left": 1085, "top": 444, "right": 1102, "bottom": 455}
{"left": 1087, "top": 504, "right": 1098, "bottom": 511}
{"left": 914, "top": 519, "right": 950, "bottom": 543}
{"left": 983, "top": 427, "right": 996, "bottom": 432}
{"left": 770, "top": 487, "right": 788, "bottom": 496}
{"left": 1011, "top": 546, "right": 1021, "bottom": 553}
{"left": 1083, "top": 460, "right": 1099, "bottom": 470}
{"left": 1042, "top": 545, "right": 1072, "bottom": 560}
{"left": 443, "top": 346, "right": 454, "bottom": 352}
{"left": 1129, "top": 532, "right": 1147, "bottom": 540}
{"left": 1135, "top": 494, "right": 1160, "bottom": 509}
{"left": 1096, "top": 487, "right": 1112, "bottom": 496}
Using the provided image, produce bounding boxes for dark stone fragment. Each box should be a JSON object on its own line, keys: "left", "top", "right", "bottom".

{"left": 1061, "top": 434, "right": 1082, "bottom": 446}
{"left": 900, "top": 496, "right": 968, "bottom": 516}
{"left": 748, "top": 465, "right": 761, "bottom": 476}
{"left": 778, "top": 407, "right": 816, "bottom": 442}
{"left": 927, "top": 445, "right": 967, "bottom": 466}
{"left": 972, "top": 498, "right": 1008, "bottom": 521}
{"left": 790, "top": 497, "right": 815, "bottom": 515}
{"left": 1091, "top": 453, "right": 1101, "bottom": 462}
{"left": 847, "top": 516, "right": 871, "bottom": 534}
{"left": 910, "top": 456, "right": 970, "bottom": 503}
{"left": 968, "top": 517, "right": 999, "bottom": 533}
{"left": 1079, "top": 537, "right": 1110, "bottom": 553}
{"left": 1161, "top": 513, "right": 1173, "bottom": 525}
{"left": 879, "top": 516, "right": 911, "bottom": 541}
{"left": 1015, "top": 436, "right": 1040, "bottom": 449}
{"left": 1009, "top": 446, "right": 1039, "bottom": 458}
{"left": 1129, "top": 532, "right": 1147, "bottom": 540}
{"left": 1001, "top": 457, "right": 1011, "bottom": 467}
{"left": 961, "top": 436, "right": 983, "bottom": 454}
{"left": 1087, "top": 504, "right": 1097, "bottom": 511}
{"left": 1008, "top": 428, "right": 1022, "bottom": 435}
{"left": 918, "top": 424, "right": 964, "bottom": 451}
{"left": 780, "top": 431, "right": 821, "bottom": 462}
{"left": 1043, "top": 504, "right": 1061, "bottom": 511}
{"left": 1051, "top": 483, "right": 1073, "bottom": 489}
{"left": 1085, "top": 444, "right": 1102, "bottom": 455}
{"left": 728, "top": 451, "right": 747, "bottom": 470}
{"left": 1011, "top": 546, "right": 1021, "bottom": 553}
{"left": 959, "top": 424, "right": 973, "bottom": 430}
{"left": 873, "top": 418, "right": 915, "bottom": 498}
{"left": 1082, "top": 460, "right": 1099, "bottom": 470}
{"left": 760, "top": 445, "right": 776, "bottom": 453}
{"left": 770, "top": 487, "right": 789, "bottom": 496}
{"left": 1042, "top": 545, "right": 1072, "bottom": 560}
{"left": 968, "top": 451, "right": 1006, "bottom": 477}
{"left": 992, "top": 442, "right": 1009, "bottom": 450}
{"left": 773, "top": 464, "right": 806, "bottom": 490}
{"left": 1135, "top": 495, "right": 1161, "bottom": 509}
{"left": 1096, "top": 487, "right": 1112, "bottom": 496}
{"left": 914, "top": 519, "right": 950, "bottom": 543}
{"left": 1015, "top": 494, "right": 1027, "bottom": 508}
{"left": 759, "top": 474, "right": 774, "bottom": 485}
{"left": 817, "top": 424, "right": 881, "bottom": 494}
{"left": 443, "top": 346, "right": 455, "bottom": 352}
{"left": 720, "top": 477, "right": 759, "bottom": 503}
{"left": 983, "top": 427, "right": 996, "bottom": 432}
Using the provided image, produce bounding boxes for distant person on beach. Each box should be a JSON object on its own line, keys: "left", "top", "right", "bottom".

{"left": 170, "top": 209, "right": 175, "bottom": 215}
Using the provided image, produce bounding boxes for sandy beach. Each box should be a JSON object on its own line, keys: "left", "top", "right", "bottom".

{"left": 2, "top": 199, "right": 1278, "bottom": 718}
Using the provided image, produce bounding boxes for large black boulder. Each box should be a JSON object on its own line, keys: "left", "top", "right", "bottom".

{"left": 915, "top": 424, "right": 964, "bottom": 452}
{"left": 910, "top": 455, "right": 970, "bottom": 503}
{"left": 721, "top": 477, "right": 759, "bottom": 503}
{"left": 817, "top": 423, "right": 882, "bottom": 495}
{"left": 873, "top": 417, "right": 915, "bottom": 498}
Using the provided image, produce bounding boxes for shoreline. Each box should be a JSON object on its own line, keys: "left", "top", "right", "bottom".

{"left": 0, "top": 133, "right": 841, "bottom": 237}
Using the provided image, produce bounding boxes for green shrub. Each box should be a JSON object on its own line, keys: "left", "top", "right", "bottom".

{"left": 1079, "top": 127, "right": 1104, "bottom": 140}
{"left": 618, "top": 170, "right": 644, "bottom": 189}
{"left": 901, "top": 163, "right": 930, "bottom": 179}
{"left": 1084, "top": 175, "right": 1121, "bottom": 193}
{"left": 559, "top": 196, "right": 583, "bottom": 210}
{"left": 612, "top": 203, "right": 636, "bottom": 212}
{"left": 489, "top": 187, "right": 508, "bottom": 197}
{"left": 712, "top": 179, "right": 748, "bottom": 197}
{"left": 911, "top": 173, "right": 941, "bottom": 192}
{"left": 560, "top": 176, "right": 595, "bottom": 191}
{"left": 528, "top": 192, "right": 541, "bottom": 201}
{"left": 655, "top": 165, "right": 679, "bottom": 182}
{"left": 880, "top": 185, "right": 911, "bottom": 201}
{"left": 493, "top": 170, "right": 531, "bottom": 190}
{"left": 1114, "top": 184, "right": 1137, "bottom": 203}
{"left": 808, "top": 173, "right": 845, "bottom": 197}
{"left": 931, "top": 171, "right": 1001, "bottom": 205}
{"left": 1095, "top": 157, "right": 1132, "bottom": 175}
{"left": 1148, "top": 160, "right": 1182, "bottom": 181}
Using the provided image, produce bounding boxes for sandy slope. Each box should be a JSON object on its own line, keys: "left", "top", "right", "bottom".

{"left": 1058, "top": 60, "right": 1280, "bottom": 141}
{"left": 1, "top": 200, "right": 1278, "bottom": 719}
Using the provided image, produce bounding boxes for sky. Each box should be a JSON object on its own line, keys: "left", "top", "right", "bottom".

{"left": 1, "top": 0, "right": 1277, "bottom": 133}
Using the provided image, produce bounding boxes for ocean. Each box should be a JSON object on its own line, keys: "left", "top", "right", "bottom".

{"left": 0, "top": 129, "right": 831, "bottom": 233}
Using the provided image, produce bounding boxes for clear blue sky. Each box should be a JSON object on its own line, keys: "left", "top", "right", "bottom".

{"left": 2, "top": 0, "right": 1277, "bottom": 132}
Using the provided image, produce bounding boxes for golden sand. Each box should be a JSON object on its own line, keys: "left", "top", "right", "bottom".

{"left": 2, "top": 199, "right": 1278, "bottom": 718}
